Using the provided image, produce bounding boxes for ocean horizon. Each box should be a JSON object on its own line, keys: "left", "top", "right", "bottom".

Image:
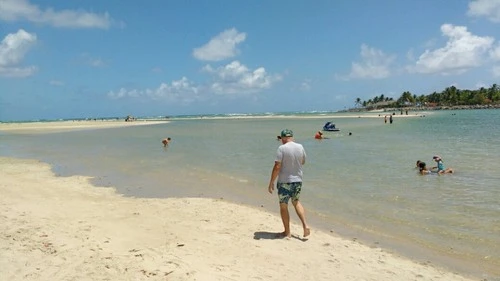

{"left": 0, "top": 109, "right": 374, "bottom": 123}
{"left": 1, "top": 109, "right": 499, "bottom": 278}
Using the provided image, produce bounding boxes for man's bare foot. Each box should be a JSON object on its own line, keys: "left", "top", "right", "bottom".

{"left": 275, "top": 232, "right": 291, "bottom": 238}
{"left": 303, "top": 227, "right": 311, "bottom": 237}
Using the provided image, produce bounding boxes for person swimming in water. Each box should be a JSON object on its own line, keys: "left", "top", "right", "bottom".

{"left": 418, "top": 161, "right": 433, "bottom": 175}
{"left": 314, "top": 131, "right": 323, "bottom": 139}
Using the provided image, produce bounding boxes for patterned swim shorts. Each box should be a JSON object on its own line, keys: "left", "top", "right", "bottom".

{"left": 277, "top": 182, "right": 302, "bottom": 204}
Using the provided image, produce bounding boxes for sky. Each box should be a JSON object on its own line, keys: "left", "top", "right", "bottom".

{"left": 1, "top": 0, "right": 500, "bottom": 121}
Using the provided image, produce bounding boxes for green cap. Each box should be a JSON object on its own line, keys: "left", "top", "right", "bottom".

{"left": 280, "top": 129, "right": 293, "bottom": 137}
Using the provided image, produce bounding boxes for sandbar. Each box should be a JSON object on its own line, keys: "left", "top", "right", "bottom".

{"left": 0, "top": 120, "right": 169, "bottom": 134}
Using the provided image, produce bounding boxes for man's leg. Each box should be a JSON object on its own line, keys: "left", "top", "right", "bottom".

{"left": 292, "top": 200, "right": 310, "bottom": 237}
{"left": 279, "top": 203, "right": 291, "bottom": 237}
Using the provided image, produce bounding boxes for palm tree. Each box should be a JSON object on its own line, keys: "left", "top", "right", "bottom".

{"left": 355, "top": 97, "right": 362, "bottom": 108}
{"left": 487, "top": 84, "right": 499, "bottom": 102}
{"left": 397, "top": 91, "right": 413, "bottom": 106}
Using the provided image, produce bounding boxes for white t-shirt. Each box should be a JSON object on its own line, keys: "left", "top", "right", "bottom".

{"left": 275, "top": 141, "right": 306, "bottom": 183}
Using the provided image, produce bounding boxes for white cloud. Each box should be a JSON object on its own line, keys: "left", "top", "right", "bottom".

{"left": 410, "top": 24, "right": 494, "bottom": 75}
{"left": 0, "top": 0, "right": 115, "bottom": 29}
{"left": 107, "top": 77, "right": 200, "bottom": 104}
{"left": 0, "top": 29, "right": 37, "bottom": 77}
{"left": 193, "top": 28, "right": 246, "bottom": 61}
{"left": 406, "top": 49, "right": 415, "bottom": 62}
{"left": 203, "top": 61, "right": 282, "bottom": 95}
{"left": 468, "top": 0, "right": 500, "bottom": 22}
{"left": 492, "top": 44, "right": 500, "bottom": 77}
{"left": 344, "top": 44, "right": 396, "bottom": 79}
{"left": 491, "top": 44, "right": 500, "bottom": 61}
{"left": 107, "top": 61, "right": 280, "bottom": 103}
{"left": 0, "top": 65, "right": 37, "bottom": 77}
{"left": 0, "top": 29, "right": 36, "bottom": 66}
{"left": 475, "top": 82, "right": 488, "bottom": 88}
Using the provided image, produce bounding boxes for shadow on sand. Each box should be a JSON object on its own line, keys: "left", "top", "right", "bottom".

{"left": 253, "top": 231, "right": 308, "bottom": 242}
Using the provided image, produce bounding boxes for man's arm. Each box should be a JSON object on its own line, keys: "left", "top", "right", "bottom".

{"left": 268, "top": 161, "right": 281, "bottom": 194}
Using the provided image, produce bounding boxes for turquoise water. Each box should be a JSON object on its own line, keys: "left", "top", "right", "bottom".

{"left": 1, "top": 109, "right": 499, "bottom": 278}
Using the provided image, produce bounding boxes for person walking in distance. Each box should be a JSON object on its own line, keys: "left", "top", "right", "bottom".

{"left": 268, "top": 129, "right": 310, "bottom": 238}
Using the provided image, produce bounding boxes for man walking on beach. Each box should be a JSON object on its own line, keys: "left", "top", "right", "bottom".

{"left": 268, "top": 129, "right": 310, "bottom": 238}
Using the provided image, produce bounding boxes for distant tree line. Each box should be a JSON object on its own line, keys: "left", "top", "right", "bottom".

{"left": 354, "top": 84, "right": 500, "bottom": 110}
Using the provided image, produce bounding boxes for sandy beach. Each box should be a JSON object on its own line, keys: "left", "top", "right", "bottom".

{"left": 0, "top": 120, "right": 170, "bottom": 134}
{"left": 0, "top": 156, "right": 476, "bottom": 281}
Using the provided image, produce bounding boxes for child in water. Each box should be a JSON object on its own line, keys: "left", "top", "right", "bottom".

{"left": 431, "top": 155, "right": 454, "bottom": 174}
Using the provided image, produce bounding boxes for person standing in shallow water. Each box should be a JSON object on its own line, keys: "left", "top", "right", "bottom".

{"left": 162, "top": 137, "right": 171, "bottom": 147}
{"left": 268, "top": 129, "right": 310, "bottom": 238}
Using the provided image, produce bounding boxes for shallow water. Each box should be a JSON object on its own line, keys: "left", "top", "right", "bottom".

{"left": 2, "top": 109, "right": 499, "bottom": 278}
